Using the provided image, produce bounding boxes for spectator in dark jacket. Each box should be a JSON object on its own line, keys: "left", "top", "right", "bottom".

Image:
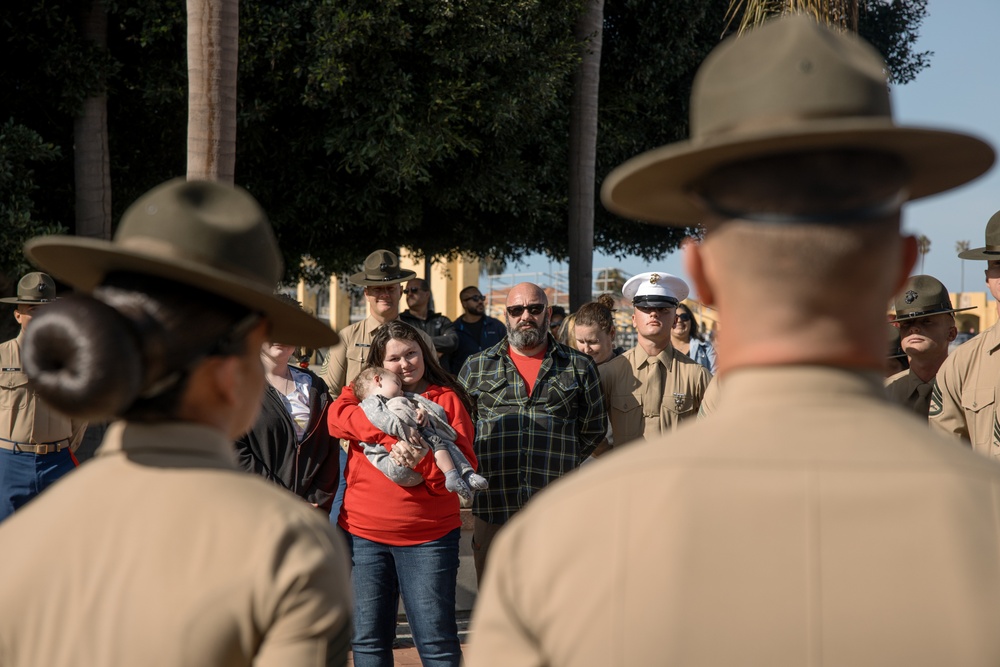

{"left": 450, "top": 285, "right": 506, "bottom": 374}
{"left": 236, "top": 298, "right": 340, "bottom": 510}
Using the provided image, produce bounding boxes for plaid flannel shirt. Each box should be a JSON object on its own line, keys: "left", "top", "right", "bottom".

{"left": 458, "top": 335, "right": 607, "bottom": 524}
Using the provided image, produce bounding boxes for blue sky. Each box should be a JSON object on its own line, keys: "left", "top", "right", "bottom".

{"left": 513, "top": 1, "right": 1000, "bottom": 298}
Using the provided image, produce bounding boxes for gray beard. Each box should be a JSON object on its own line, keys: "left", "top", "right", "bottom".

{"left": 507, "top": 314, "right": 549, "bottom": 351}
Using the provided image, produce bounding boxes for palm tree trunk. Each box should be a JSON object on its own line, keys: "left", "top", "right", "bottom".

{"left": 567, "top": 0, "right": 604, "bottom": 311}
{"left": 186, "top": 0, "right": 239, "bottom": 184}
{"left": 74, "top": 0, "right": 111, "bottom": 239}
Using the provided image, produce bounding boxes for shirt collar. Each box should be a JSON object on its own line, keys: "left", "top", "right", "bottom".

{"left": 97, "top": 421, "right": 239, "bottom": 469}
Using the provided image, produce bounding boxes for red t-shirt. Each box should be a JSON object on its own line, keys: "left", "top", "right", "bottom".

{"left": 508, "top": 345, "right": 547, "bottom": 395}
{"left": 328, "top": 383, "right": 476, "bottom": 546}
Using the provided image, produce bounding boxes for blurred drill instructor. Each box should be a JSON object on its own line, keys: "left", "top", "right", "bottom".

{"left": 467, "top": 15, "right": 1000, "bottom": 665}
{"left": 0, "top": 272, "right": 86, "bottom": 521}
{"left": 0, "top": 180, "right": 351, "bottom": 666}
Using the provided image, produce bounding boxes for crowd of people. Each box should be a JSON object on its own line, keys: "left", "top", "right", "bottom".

{"left": 3, "top": 12, "right": 1000, "bottom": 667}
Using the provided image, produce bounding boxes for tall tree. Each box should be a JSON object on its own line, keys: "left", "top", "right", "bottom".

{"left": 567, "top": 0, "right": 605, "bottom": 311}
{"left": 186, "top": 0, "right": 238, "bottom": 183}
{"left": 74, "top": 0, "right": 112, "bottom": 240}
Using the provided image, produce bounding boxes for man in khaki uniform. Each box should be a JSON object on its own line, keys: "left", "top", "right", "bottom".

{"left": 0, "top": 180, "right": 351, "bottom": 666}
{"left": 0, "top": 272, "right": 86, "bottom": 521}
{"left": 467, "top": 15, "right": 1000, "bottom": 666}
{"left": 321, "top": 250, "right": 432, "bottom": 398}
{"left": 598, "top": 271, "right": 710, "bottom": 451}
{"left": 885, "top": 275, "right": 967, "bottom": 416}
{"left": 930, "top": 211, "right": 1000, "bottom": 454}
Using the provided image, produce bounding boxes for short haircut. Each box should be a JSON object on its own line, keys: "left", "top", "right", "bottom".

{"left": 352, "top": 366, "right": 397, "bottom": 401}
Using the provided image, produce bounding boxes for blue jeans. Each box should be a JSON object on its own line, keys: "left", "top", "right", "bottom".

{"left": 0, "top": 447, "right": 76, "bottom": 522}
{"left": 346, "top": 528, "right": 462, "bottom": 667}
{"left": 329, "top": 447, "right": 347, "bottom": 525}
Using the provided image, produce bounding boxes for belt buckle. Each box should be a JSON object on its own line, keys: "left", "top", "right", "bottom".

{"left": 36, "top": 444, "right": 53, "bottom": 455}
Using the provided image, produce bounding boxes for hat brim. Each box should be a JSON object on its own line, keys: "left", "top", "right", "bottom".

{"left": 958, "top": 247, "right": 1000, "bottom": 261}
{"left": 24, "top": 237, "right": 338, "bottom": 349}
{"left": 890, "top": 305, "right": 977, "bottom": 322}
{"left": 349, "top": 269, "right": 417, "bottom": 287}
{"left": 601, "top": 119, "right": 995, "bottom": 225}
{"left": 0, "top": 298, "right": 56, "bottom": 305}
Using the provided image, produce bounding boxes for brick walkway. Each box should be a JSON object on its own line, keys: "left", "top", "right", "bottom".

{"left": 347, "top": 615, "right": 470, "bottom": 666}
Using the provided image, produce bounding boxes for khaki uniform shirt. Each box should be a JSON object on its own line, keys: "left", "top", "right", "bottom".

{"left": 599, "top": 345, "right": 710, "bottom": 447}
{"left": 322, "top": 315, "right": 435, "bottom": 398}
{"left": 467, "top": 367, "right": 1000, "bottom": 666}
{"left": 0, "top": 332, "right": 86, "bottom": 451}
{"left": 885, "top": 368, "right": 934, "bottom": 417}
{"left": 930, "top": 322, "right": 1000, "bottom": 457}
{"left": 0, "top": 421, "right": 352, "bottom": 667}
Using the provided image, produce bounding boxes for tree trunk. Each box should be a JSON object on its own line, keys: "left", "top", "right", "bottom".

{"left": 74, "top": 0, "right": 111, "bottom": 240}
{"left": 567, "top": 0, "right": 604, "bottom": 311}
{"left": 186, "top": 0, "right": 239, "bottom": 184}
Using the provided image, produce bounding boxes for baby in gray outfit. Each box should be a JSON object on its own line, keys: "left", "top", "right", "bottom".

{"left": 353, "top": 366, "right": 487, "bottom": 503}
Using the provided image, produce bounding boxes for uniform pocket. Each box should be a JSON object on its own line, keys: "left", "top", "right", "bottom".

{"left": 0, "top": 370, "right": 29, "bottom": 411}
{"left": 961, "top": 387, "right": 996, "bottom": 455}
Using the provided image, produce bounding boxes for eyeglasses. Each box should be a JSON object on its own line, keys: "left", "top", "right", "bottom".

{"left": 463, "top": 295, "right": 485, "bottom": 302}
{"left": 506, "top": 304, "right": 546, "bottom": 318}
{"left": 402, "top": 288, "right": 424, "bottom": 295}
{"left": 635, "top": 305, "right": 675, "bottom": 315}
{"left": 676, "top": 314, "right": 692, "bottom": 322}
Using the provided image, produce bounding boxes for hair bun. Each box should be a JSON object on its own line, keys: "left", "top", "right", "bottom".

{"left": 23, "top": 295, "right": 144, "bottom": 419}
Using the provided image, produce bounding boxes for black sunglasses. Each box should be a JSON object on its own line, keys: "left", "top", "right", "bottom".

{"left": 402, "top": 288, "right": 424, "bottom": 295}
{"left": 464, "top": 295, "right": 485, "bottom": 302}
{"left": 506, "top": 304, "right": 546, "bottom": 318}
{"left": 676, "top": 314, "right": 692, "bottom": 322}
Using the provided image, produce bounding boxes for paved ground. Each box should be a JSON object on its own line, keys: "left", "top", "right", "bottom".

{"left": 348, "top": 614, "right": 471, "bottom": 666}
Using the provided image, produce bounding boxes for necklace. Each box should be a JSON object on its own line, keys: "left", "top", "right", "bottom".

{"left": 268, "top": 371, "right": 294, "bottom": 395}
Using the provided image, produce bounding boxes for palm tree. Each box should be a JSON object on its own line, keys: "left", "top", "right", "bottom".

{"left": 567, "top": 0, "right": 604, "bottom": 311}
{"left": 956, "top": 240, "right": 970, "bottom": 292}
{"left": 726, "top": 0, "right": 860, "bottom": 34}
{"left": 74, "top": 0, "right": 112, "bottom": 240}
{"left": 917, "top": 234, "right": 931, "bottom": 273}
{"left": 186, "top": 0, "right": 239, "bottom": 184}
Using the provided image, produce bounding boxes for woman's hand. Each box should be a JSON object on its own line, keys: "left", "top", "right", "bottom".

{"left": 391, "top": 437, "right": 428, "bottom": 469}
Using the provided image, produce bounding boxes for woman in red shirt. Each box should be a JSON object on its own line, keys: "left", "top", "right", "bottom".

{"left": 329, "top": 320, "right": 475, "bottom": 667}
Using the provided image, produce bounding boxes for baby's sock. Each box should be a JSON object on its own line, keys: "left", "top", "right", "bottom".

{"left": 445, "top": 469, "right": 473, "bottom": 503}
{"left": 463, "top": 471, "right": 489, "bottom": 490}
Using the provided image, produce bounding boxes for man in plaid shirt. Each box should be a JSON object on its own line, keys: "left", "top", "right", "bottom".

{"left": 458, "top": 282, "right": 606, "bottom": 583}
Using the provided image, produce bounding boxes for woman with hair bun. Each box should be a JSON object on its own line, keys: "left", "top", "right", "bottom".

{"left": 0, "top": 179, "right": 352, "bottom": 667}
{"left": 572, "top": 294, "right": 624, "bottom": 366}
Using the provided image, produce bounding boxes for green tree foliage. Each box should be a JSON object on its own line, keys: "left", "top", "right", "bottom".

{"left": 1, "top": 0, "right": 930, "bottom": 283}
{"left": 0, "top": 121, "right": 65, "bottom": 279}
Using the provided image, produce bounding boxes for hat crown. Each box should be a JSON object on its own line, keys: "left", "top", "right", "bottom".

{"left": 984, "top": 211, "right": 1000, "bottom": 246}
{"left": 15, "top": 272, "right": 56, "bottom": 302}
{"left": 892, "top": 275, "right": 954, "bottom": 318}
{"left": 116, "top": 180, "right": 282, "bottom": 291}
{"left": 350, "top": 249, "right": 416, "bottom": 286}
{"left": 692, "top": 14, "right": 890, "bottom": 141}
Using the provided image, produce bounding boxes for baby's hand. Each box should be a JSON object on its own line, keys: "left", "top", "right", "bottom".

{"left": 414, "top": 406, "right": 428, "bottom": 427}
{"left": 402, "top": 425, "right": 423, "bottom": 447}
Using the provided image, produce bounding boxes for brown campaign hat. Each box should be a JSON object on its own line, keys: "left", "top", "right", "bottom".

{"left": 0, "top": 272, "right": 57, "bottom": 305}
{"left": 601, "top": 14, "right": 994, "bottom": 226}
{"left": 958, "top": 211, "right": 1000, "bottom": 260}
{"left": 24, "top": 179, "right": 338, "bottom": 349}
{"left": 349, "top": 250, "right": 416, "bottom": 287}
{"left": 889, "top": 274, "right": 974, "bottom": 322}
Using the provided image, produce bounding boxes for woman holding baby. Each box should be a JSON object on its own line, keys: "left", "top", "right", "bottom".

{"left": 329, "top": 319, "right": 476, "bottom": 667}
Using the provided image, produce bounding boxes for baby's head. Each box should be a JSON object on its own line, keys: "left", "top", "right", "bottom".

{"left": 353, "top": 366, "right": 404, "bottom": 401}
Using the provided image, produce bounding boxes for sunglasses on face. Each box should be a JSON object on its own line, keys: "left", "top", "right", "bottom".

{"left": 506, "top": 304, "right": 546, "bottom": 318}
{"left": 676, "top": 314, "right": 692, "bottom": 322}
{"left": 464, "top": 295, "right": 485, "bottom": 302}
{"left": 402, "top": 288, "right": 424, "bottom": 295}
